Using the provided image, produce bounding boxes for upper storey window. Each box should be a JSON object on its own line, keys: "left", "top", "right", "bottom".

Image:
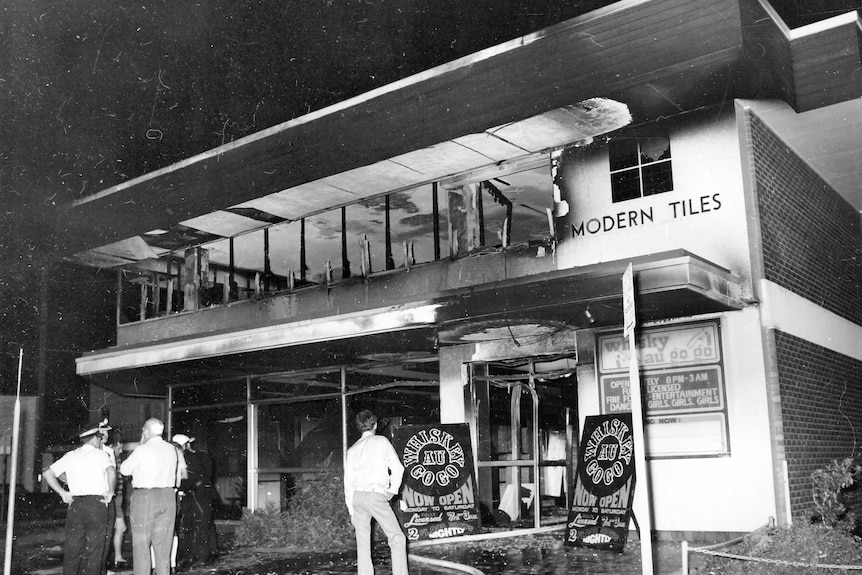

{"left": 608, "top": 133, "right": 673, "bottom": 203}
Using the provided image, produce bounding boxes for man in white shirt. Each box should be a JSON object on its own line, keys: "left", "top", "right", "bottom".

{"left": 344, "top": 410, "right": 408, "bottom": 575}
{"left": 120, "top": 419, "right": 187, "bottom": 575}
{"left": 43, "top": 418, "right": 116, "bottom": 575}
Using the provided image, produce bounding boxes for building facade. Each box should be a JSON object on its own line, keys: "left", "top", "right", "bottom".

{"left": 64, "top": 0, "right": 861, "bottom": 537}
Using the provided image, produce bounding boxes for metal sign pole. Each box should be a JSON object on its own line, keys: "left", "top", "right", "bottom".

{"left": 3, "top": 348, "right": 23, "bottom": 575}
{"left": 623, "top": 265, "right": 654, "bottom": 575}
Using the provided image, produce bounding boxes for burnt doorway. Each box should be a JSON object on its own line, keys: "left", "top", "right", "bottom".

{"left": 468, "top": 354, "right": 578, "bottom": 529}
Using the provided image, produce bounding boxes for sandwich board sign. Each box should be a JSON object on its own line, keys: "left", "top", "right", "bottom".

{"left": 391, "top": 424, "right": 481, "bottom": 541}
{"left": 565, "top": 413, "right": 636, "bottom": 551}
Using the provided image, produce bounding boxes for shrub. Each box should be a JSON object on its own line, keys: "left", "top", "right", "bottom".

{"left": 812, "top": 457, "right": 861, "bottom": 533}
{"left": 234, "top": 465, "right": 354, "bottom": 550}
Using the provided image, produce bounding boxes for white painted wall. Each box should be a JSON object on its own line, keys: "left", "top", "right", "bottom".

{"left": 649, "top": 310, "right": 775, "bottom": 532}
{"left": 555, "top": 107, "right": 753, "bottom": 285}
{"left": 576, "top": 310, "right": 777, "bottom": 533}
{"left": 760, "top": 280, "right": 862, "bottom": 362}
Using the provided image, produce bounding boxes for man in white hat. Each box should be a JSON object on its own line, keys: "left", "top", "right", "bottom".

{"left": 43, "top": 418, "right": 116, "bottom": 575}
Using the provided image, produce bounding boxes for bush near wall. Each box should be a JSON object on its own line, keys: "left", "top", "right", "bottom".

{"left": 234, "top": 465, "right": 354, "bottom": 550}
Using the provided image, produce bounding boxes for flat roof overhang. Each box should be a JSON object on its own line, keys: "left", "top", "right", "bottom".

{"left": 435, "top": 250, "right": 742, "bottom": 344}
{"left": 79, "top": 250, "right": 742, "bottom": 394}
{"left": 56, "top": 0, "right": 862, "bottom": 263}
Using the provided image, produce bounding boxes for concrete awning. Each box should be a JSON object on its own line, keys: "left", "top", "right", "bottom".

{"left": 78, "top": 249, "right": 741, "bottom": 394}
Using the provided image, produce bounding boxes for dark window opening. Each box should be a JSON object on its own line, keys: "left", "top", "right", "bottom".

{"left": 609, "top": 133, "right": 672, "bottom": 203}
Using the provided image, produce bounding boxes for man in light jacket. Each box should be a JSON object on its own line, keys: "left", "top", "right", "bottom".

{"left": 344, "top": 410, "right": 408, "bottom": 575}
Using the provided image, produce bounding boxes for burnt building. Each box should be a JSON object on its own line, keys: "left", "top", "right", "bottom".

{"left": 55, "top": 0, "right": 862, "bottom": 537}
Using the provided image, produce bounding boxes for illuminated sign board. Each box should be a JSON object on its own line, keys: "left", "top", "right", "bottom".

{"left": 597, "top": 320, "right": 729, "bottom": 458}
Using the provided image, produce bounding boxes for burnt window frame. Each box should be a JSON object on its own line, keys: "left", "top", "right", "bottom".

{"left": 608, "top": 130, "right": 673, "bottom": 203}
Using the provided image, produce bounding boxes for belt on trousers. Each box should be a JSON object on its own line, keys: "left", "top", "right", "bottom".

{"left": 356, "top": 486, "right": 390, "bottom": 495}
{"left": 133, "top": 487, "right": 174, "bottom": 490}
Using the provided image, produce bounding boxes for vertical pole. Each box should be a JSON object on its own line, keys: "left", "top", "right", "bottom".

{"left": 139, "top": 282, "right": 147, "bottom": 321}
{"left": 151, "top": 271, "right": 160, "bottom": 315}
{"left": 166, "top": 385, "right": 173, "bottom": 437}
{"left": 505, "top": 202, "right": 513, "bottom": 247}
{"left": 166, "top": 261, "right": 174, "bottom": 313}
{"left": 246, "top": 377, "right": 256, "bottom": 512}
{"left": 3, "top": 349, "right": 23, "bottom": 575}
{"left": 477, "top": 183, "right": 485, "bottom": 247}
{"left": 341, "top": 368, "right": 348, "bottom": 469}
{"left": 37, "top": 266, "right": 49, "bottom": 484}
{"left": 229, "top": 238, "right": 236, "bottom": 302}
{"left": 681, "top": 541, "right": 689, "bottom": 575}
{"left": 623, "top": 264, "right": 654, "bottom": 575}
{"left": 529, "top": 376, "right": 541, "bottom": 528}
{"left": 341, "top": 207, "right": 350, "bottom": 279}
{"left": 263, "top": 228, "right": 271, "bottom": 292}
{"left": 116, "top": 270, "right": 123, "bottom": 327}
{"left": 432, "top": 182, "right": 440, "bottom": 261}
{"left": 510, "top": 385, "right": 521, "bottom": 521}
{"left": 564, "top": 407, "right": 574, "bottom": 512}
{"left": 629, "top": 330, "right": 654, "bottom": 574}
{"left": 385, "top": 195, "right": 394, "bottom": 270}
{"left": 300, "top": 219, "right": 307, "bottom": 284}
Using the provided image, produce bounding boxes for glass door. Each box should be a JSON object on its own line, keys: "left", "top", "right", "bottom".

{"left": 469, "top": 355, "right": 577, "bottom": 529}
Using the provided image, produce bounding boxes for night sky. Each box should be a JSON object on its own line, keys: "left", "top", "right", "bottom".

{"left": 0, "top": 0, "right": 856, "bottom": 441}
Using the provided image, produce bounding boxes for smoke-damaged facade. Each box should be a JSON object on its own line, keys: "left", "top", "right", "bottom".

{"left": 51, "top": 0, "right": 862, "bottom": 537}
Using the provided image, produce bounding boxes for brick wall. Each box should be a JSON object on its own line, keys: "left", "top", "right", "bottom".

{"left": 774, "top": 330, "right": 862, "bottom": 519}
{"left": 748, "top": 112, "right": 862, "bottom": 325}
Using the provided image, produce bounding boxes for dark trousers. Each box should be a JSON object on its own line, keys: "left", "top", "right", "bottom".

{"left": 177, "top": 492, "right": 213, "bottom": 565}
{"left": 64, "top": 496, "right": 110, "bottom": 575}
{"left": 101, "top": 500, "right": 115, "bottom": 574}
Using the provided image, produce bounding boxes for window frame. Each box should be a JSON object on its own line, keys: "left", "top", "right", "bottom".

{"left": 608, "top": 131, "right": 673, "bottom": 203}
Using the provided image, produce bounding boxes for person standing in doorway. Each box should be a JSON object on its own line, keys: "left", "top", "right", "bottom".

{"left": 172, "top": 434, "right": 215, "bottom": 569}
{"left": 120, "top": 419, "right": 187, "bottom": 575}
{"left": 344, "top": 410, "right": 408, "bottom": 575}
{"left": 43, "top": 418, "right": 116, "bottom": 575}
{"left": 194, "top": 443, "right": 220, "bottom": 562}
{"left": 105, "top": 430, "right": 131, "bottom": 571}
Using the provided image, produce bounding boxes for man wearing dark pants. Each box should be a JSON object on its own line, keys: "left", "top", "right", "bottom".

{"left": 172, "top": 433, "right": 214, "bottom": 569}
{"left": 120, "top": 419, "right": 186, "bottom": 575}
{"left": 344, "top": 410, "right": 408, "bottom": 575}
{"left": 43, "top": 418, "right": 116, "bottom": 575}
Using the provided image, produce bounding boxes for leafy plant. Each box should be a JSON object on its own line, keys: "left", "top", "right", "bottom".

{"left": 234, "top": 465, "right": 354, "bottom": 550}
{"left": 811, "top": 457, "right": 861, "bottom": 533}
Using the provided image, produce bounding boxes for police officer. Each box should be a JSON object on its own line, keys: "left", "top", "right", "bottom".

{"left": 43, "top": 418, "right": 116, "bottom": 575}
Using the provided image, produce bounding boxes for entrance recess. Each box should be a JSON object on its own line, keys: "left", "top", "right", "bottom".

{"left": 468, "top": 354, "right": 578, "bottom": 529}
